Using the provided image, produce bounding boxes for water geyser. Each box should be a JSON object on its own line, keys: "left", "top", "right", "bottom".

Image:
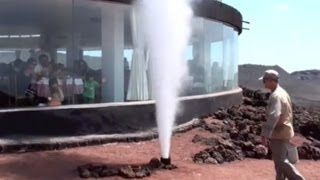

{"left": 141, "top": 0, "right": 193, "bottom": 162}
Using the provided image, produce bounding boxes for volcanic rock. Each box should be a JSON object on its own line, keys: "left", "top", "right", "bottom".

{"left": 204, "top": 157, "right": 218, "bottom": 164}
{"left": 240, "top": 141, "right": 255, "bottom": 151}
{"left": 193, "top": 87, "right": 320, "bottom": 165}
{"left": 243, "top": 97, "right": 254, "bottom": 106}
{"left": 205, "top": 124, "right": 221, "bottom": 133}
{"left": 119, "top": 166, "right": 151, "bottom": 179}
{"left": 253, "top": 145, "right": 268, "bottom": 159}
{"left": 148, "top": 158, "right": 161, "bottom": 169}
{"left": 78, "top": 157, "right": 176, "bottom": 179}
{"left": 214, "top": 110, "right": 229, "bottom": 120}
{"left": 221, "top": 133, "right": 230, "bottom": 140}
{"left": 212, "top": 153, "right": 224, "bottom": 164}
{"left": 79, "top": 168, "right": 91, "bottom": 179}
{"left": 161, "top": 164, "right": 178, "bottom": 170}
{"left": 193, "top": 139, "right": 244, "bottom": 164}
{"left": 192, "top": 135, "right": 204, "bottom": 143}
{"left": 100, "top": 168, "right": 119, "bottom": 177}
{"left": 298, "top": 143, "right": 320, "bottom": 160}
{"left": 237, "top": 121, "right": 248, "bottom": 131}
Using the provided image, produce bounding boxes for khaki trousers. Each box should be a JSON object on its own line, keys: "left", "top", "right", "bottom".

{"left": 270, "top": 139, "right": 305, "bottom": 180}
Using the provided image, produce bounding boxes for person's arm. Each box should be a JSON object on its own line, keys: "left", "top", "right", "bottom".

{"left": 261, "top": 95, "right": 282, "bottom": 138}
{"left": 58, "top": 88, "right": 64, "bottom": 101}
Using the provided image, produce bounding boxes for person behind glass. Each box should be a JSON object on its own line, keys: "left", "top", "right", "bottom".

{"left": 17, "top": 59, "right": 36, "bottom": 96}
{"left": 50, "top": 63, "right": 65, "bottom": 79}
{"left": 27, "top": 58, "right": 37, "bottom": 71}
{"left": 188, "top": 59, "right": 205, "bottom": 95}
{"left": 48, "top": 78, "right": 64, "bottom": 106}
{"left": 259, "top": 70, "right": 305, "bottom": 180}
{"left": 83, "top": 73, "right": 99, "bottom": 104}
{"left": 11, "top": 58, "right": 24, "bottom": 74}
{"left": 35, "top": 54, "right": 50, "bottom": 79}
{"left": 25, "top": 83, "right": 38, "bottom": 106}
{"left": 78, "top": 59, "right": 89, "bottom": 78}
{"left": 15, "top": 59, "right": 37, "bottom": 106}
{"left": 9, "top": 59, "right": 24, "bottom": 91}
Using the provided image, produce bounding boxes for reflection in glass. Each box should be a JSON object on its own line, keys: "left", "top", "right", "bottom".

{"left": 233, "top": 31, "right": 239, "bottom": 89}
{"left": 211, "top": 42, "right": 224, "bottom": 92}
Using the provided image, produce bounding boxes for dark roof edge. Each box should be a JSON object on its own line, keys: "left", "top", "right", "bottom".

{"left": 94, "top": 0, "right": 243, "bottom": 34}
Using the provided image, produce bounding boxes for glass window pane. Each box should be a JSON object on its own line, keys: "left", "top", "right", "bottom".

{"left": 201, "top": 19, "right": 239, "bottom": 94}
{"left": 124, "top": 49, "right": 133, "bottom": 101}
{"left": 185, "top": 17, "right": 206, "bottom": 96}
{"left": 211, "top": 42, "right": 224, "bottom": 92}
{"left": 205, "top": 19, "right": 224, "bottom": 93}
{"left": 73, "top": 1, "right": 131, "bottom": 103}
{"left": 0, "top": 0, "right": 73, "bottom": 108}
{"left": 233, "top": 31, "right": 239, "bottom": 89}
{"left": 223, "top": 25, "right": 236, "bottom": 91}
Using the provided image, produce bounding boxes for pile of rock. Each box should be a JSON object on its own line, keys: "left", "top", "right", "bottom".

{"left": 194, "top": 136, "right": 249, "bottom": 164}
{"left": 293, "top": 106, "right": 320, "bottom": 140}
{"left": 193, "top": 87, "right": 320, "bottom": 164}
{"left": 298, "top": 137, "right": 320, "bottom": 160}
{"left": 77, "top": 158, "right": 177, "bottom": 179}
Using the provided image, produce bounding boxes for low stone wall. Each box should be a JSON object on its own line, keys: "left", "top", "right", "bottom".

{"left": 0, "top": 88, "right": 242, "bottom": 136}
{"left": 0, "top": 118, "right": 201, "bottom": 154}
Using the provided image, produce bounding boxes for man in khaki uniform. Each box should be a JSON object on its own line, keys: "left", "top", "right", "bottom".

{"left": 259, "top": 70, "right": 305, "bottom": 180}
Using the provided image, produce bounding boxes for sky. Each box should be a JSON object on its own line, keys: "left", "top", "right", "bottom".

{"left": 222, "top": 0, "right": 320, "bottom": 73}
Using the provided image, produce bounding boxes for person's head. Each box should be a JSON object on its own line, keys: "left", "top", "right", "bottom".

{"left": 87, "top": 74, "right": 94, "bottom": 81}
{"left": 23, "top": 64, "right": 35, "bottom": 75}
{"left": 79, "top": 60, "right": 87, "bottom": 69}
{"left": 38, "top": 54, "right": 49, "bottom": 67}
{"left": 49, "top": 77, "right": 59, "bottom": 88}
{"left": 51, "top": 64, "right": 62, "bottom": 75}
{"left": 57, "top": 63, "right": 65, "bottom": 70}
{"left": 259, "top": 69, "right": 279, "bottom": 91}
{"left": 27, "top": 58, "right": 37, "bottom": 69}
{"left": 12, "top": 59, "right": 24, "bottom": 72}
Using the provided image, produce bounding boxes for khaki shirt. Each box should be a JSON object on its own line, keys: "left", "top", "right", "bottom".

{"left": 261, "top": 85, "right": 294, "bottom": 139}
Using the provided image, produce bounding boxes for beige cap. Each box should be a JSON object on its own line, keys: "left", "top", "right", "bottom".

{"left": 258, "top": 69, "right": 280, "bottom": 81}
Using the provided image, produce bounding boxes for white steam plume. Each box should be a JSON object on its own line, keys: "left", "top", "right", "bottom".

{"left": 140, "top": 0, "right": 193, "bottom": 158}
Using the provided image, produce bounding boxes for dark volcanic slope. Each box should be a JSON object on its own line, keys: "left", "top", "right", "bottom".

{"left": 291, "top": 69, "right": 320, "bottom": 81}
{"left": 239, "top": 64, "right": 320, "bottom": 107}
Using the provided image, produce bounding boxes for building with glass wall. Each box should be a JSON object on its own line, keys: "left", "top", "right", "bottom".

{"left": 0, "top": 0, "right": 243, "bottom": 136}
